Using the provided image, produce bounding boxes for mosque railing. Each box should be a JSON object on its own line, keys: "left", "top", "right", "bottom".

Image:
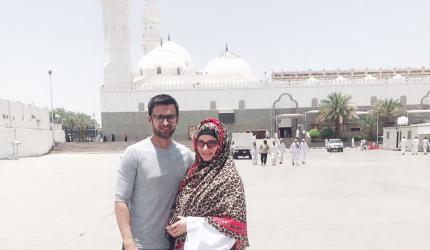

{"left": 100, "top": 76, "right": 430, "bottom": 92}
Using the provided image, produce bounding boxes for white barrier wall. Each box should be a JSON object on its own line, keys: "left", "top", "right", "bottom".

{"left": 0, "top": 99, "right": 55, "bottom": 159}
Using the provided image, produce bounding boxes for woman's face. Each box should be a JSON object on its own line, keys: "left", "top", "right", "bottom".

{"left": 196, "top": 134, "right": 219, "bottom": 162}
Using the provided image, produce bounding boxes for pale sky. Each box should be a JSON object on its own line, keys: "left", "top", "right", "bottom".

{"left": 1, "top": 0, "right": 429, "bottom": 123}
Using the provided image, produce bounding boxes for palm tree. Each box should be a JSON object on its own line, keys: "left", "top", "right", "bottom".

{"left": 375, "top": 98, "right": 404, "bottom": 127}
{"left": 318, "top": 92, "right": 357, "bottom": 137}
{"left": 360, "top": 114, "right": 376, "bottom": 139}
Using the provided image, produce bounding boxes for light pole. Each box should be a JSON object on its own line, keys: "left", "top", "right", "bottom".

{"left": 48, "top": 70, "right": 55, "bottom": 148}
{"left": 376, "top": 113, "right": 379, "bottom": 147}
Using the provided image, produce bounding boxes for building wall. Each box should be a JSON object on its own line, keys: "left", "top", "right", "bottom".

{"left": 101, "top": 77, "right": 430, "bottom": 112}
{"left": 0, "top": 100, "right": 54, "bottom": 159}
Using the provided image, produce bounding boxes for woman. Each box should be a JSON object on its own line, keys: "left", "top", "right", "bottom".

{"left": 166, "top": 118, "right": 249, "bottom": 250}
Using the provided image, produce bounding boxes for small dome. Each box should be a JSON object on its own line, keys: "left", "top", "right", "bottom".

{"left": 163, "top": 41, "right": 193, "bottom": 69}
{"left": 137, "top": 43, "right": 193, "bottom": 77}
{"left": 203, "top": 49, "right": 255, "bottom": 81}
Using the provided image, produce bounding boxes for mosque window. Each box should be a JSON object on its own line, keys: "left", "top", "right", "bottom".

{"left": 386, "top": 131, "right": 390, "bottom": 139}
{"left": 138, "top": 103, "right": 145, "bottom": 112}
{"left": 407, "top": 130, "right": 412, "bottom": 139}
{"left": 210, "top": 101, "right": 216, "bottom": 110}
{"left": 400, "top": 95, "right": 407, "bottom": 105}
{"left": 371, "top": 96, "right": 378, "bottom": 105}
{"left": 157, "top": 67, "right": 162, "bottom": 75}
{"left": 140, "top": 69, "right": 143, "bottom": 76}
{"left": 238, "top": 100, "right": 245, "bottom": 109}
{"left": 311, "top": 98, "right": 318, "bottom": 107}
{"left": 177, "top": 68, "right": 181, "bottom": 75}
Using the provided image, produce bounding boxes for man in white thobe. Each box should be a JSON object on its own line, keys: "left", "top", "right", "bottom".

{"left": 412, "top": 137, "right": 419, "bottom": 155}
{"left": 422, "top": 137, "right": 429, "bottom": 155}
{"left": 270, "top": 140, "right": 278, "bottom": 166}
{"left": 351, "top": 137, "right": 355, "bottom": 148}
{"left": 278, "top": 141, "right": 287, "bottom": 164}
{"left": 400, "top": 137, "right": 407, "bottom": 155}
{"left": 250, "top": 142, "right": 258, "bottom": 165}
{"left": 290, "top": 138, "right": 300, "bottom": 166}
{"left": 299, "top": 138, "right": 310, "bottom": 164}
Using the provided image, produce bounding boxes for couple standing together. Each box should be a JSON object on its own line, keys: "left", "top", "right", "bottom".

{"left": 115, "top": 94, "right": 249, "bottom": 250}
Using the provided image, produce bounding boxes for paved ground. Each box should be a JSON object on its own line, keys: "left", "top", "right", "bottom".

{"left": 1, "top": 148, "right": 429, "bottom": 250}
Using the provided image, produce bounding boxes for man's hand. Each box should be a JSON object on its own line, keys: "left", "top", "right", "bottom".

{"left": 123, "top": 240, "right": 138, "bottom": 250}
{"left": 166, "top": 216, "right": 187, "bottom": 237}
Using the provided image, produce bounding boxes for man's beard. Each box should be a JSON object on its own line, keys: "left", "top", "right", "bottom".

{"left": 153, "top": 126, "right": 176, "bottom": 139}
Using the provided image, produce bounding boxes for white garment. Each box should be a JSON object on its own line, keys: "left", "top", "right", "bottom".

{"left": 422, "top": 139, "right": 429, "bottom": 154}
{"left": 270, "top": 144, "right": 278, "bottom": 165}
{"left": 185, "top": 217, "right": 235, "bottom": 250}
{"left": 250, "top": 145, "right": 258, "bottom": 165}
{"left": 299, "top": 141, "right": 309, "bottom": 162}
{"left": 351, "top": 138, "right": 355, "bottom": 148}
{"left": 400, "top": 138, "right": 407, "bottom": 154}
{"left": 277, "top": 143, "right": 287, "bottom": 163}
{"left": 290, "top": 142, "right": 300, "bottom": 164}
{"left": 412, "top": 138, "right": 419, "bottom": 154}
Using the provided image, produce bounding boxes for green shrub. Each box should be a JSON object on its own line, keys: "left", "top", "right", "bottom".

{"left": 309, "top": 128, "right": 320, "bottom": 139}
{"left": 321, "top": 127, "right": 334, "bottom": 138}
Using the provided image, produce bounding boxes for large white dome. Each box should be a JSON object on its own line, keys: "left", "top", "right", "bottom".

{"left": 203, "top": 49, "right": 255, "bottom": 82}
{"left": 137, "top": 41, "right": 194, "bottom": 77}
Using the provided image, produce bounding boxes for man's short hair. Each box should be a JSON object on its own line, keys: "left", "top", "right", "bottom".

{"left": 148, "top": 94, "right": 179, "bottom": 116}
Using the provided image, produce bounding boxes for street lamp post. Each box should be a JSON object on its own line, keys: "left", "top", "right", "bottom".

{"left": 48, "top": 70, "right": 55, "bottom": 148}
{"left": 376, "top": 114, "right": 379, "bottom": 147}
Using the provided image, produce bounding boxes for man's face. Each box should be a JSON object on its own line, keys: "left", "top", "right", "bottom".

{"left": 148, "top": 104, "right": 178, "bottom": 139}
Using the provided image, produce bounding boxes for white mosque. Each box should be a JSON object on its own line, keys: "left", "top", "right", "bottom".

{"left": 100, "top": 0, "right": 430, "bottom": 141}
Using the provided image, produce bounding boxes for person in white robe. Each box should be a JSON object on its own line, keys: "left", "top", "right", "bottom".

{"left": 299, "top": 138, "right": 310, "bottom": 164}
{"left": 278, "top": 141, "right": 287, "bottom": 164}
{"left": 270, "top": 140, "right": 278, "bottom": 166}
{"left": 412, "top": 137, "right": 419, "bottom": 155}
{"left": 290, "top": 138, "right": 300, "bottom": 166}
{"left": 400, "top": 137, "right": 407, "bottom": 155}
{"left": 422, "top": 137, "right": 429, "bottom": 155}
{"left": 351, "top": 137, "right": 355, "bottom": 148}
{"left": 250, "top": 141, "right": 258, "bottom": 165}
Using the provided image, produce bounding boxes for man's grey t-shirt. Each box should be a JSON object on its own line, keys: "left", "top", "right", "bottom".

{"left": 115, "top": 138, "right": 194, "bottom": 250}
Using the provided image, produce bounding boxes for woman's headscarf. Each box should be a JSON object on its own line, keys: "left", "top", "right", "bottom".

{"left": 168, "top": 118, "right": 249, "bottom": 249}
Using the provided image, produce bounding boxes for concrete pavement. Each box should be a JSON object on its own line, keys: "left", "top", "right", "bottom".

{"left": 0, "top": 148, "right": 429, "bottom": 249}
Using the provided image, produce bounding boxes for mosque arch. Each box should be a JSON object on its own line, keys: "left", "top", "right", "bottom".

{"left": 156, "top": 67, "right": 162, "bottom": 75}
{"left": 272, "top": 93, "right": 298, "bottom": 109}
{"left": 311, "top": 98, "right": 318, "bottom": 108}
{"left": 370, "top": 96, "right": 378, "bottom": 105}
{"left": 420, "top": 90, "right": 430, "bottom": 105}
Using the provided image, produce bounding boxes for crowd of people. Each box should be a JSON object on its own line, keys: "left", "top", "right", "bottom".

{"left": 400, "top": 136, "right": 429, "bottom": 155}
{"left": 250, "top": 137, "right": 310, "bottom": 167}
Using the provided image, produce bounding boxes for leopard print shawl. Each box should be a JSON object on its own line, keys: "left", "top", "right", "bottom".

{"left": 168, "top": 118, "right": 249, "bottom": 249}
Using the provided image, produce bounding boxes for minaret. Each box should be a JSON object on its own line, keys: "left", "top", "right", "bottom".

{"left": 142, "top": 0, "right": 161, "bottom": 54}
{"left": 100, "top": 0, "right": 131, "bottom": 88}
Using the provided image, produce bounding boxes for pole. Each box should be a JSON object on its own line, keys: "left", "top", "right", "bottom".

{"left": 48, "top": 70, "right": 55, "bottom": 148}
{"left": 376, "top": 114, "right": 379, "bottom": 147}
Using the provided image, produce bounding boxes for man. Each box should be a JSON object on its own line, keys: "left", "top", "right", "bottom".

{"left": 115, "top": 94, "right": 194, "bottom": 250}
{"left": 270, "top": 140, "right": 278, "bottom": 166}
{"left": 278, "top": 141, "right": 287, "bottom": 164}
{"left": 422, "top": 137, "right": 429, "bottom": 155}
{"left": 290, "top": 138, "right": 300, "bottom": 166}
{"left": 259, "top": 139, "right": 269, "bottom": 166}
{"left": 299, "top": 138, "right": 310, "bottom": 164}
{"left": 400, "top": 136, "right": 407, "bottom": 156}
{"left": 412, "top": 136, "right": 419, "bottom": 155}
{"left": 250, "top": 141, "right": 258, "bottom": 165}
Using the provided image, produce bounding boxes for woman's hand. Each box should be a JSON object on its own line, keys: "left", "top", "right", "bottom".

{"left": 166, "top": 216, "right": 187, "bottom": 237}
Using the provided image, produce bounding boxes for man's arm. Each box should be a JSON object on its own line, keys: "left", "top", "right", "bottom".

{"left": 115, "top": 201, "right": 137, "bottom": 250}
{"left": 115, "top": 147, "right": 139, "bottom": 250}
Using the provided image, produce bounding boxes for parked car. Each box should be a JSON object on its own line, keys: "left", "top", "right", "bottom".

{"left": 327, "top": 139, "right": 344, "bottom": 152}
